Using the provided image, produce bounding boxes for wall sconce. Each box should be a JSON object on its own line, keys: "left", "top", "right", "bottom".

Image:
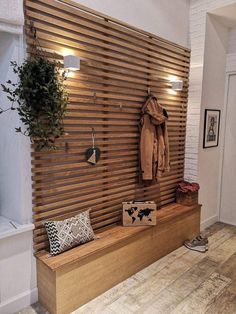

{"left": 171, "top": 80, "right": 183, "bottom": 91}
{"left": 64, "top": 55, "right": 80, "bottom": 71}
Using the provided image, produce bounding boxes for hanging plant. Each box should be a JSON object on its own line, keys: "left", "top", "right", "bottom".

{"left": 0, "top": 55, "right": 68, "bottom": 150}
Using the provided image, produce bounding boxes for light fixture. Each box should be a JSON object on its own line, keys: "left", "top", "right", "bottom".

{"left": 64, "top": 55, "right": 80, "bottom": 71}
{"left": 171, "top": 80, "right": 183, "bottom": 91}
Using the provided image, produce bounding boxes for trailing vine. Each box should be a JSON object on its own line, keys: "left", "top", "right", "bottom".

{"left": 1, "top": 48, "right": 68, "bottom": 150}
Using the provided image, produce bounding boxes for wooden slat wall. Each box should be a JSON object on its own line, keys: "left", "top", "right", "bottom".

{"left": 25, "top": 0, "right": 190, "bottom": 253}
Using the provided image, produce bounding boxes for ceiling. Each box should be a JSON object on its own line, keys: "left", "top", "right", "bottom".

{"left": 211, "top": 3, "right": 236, "bottom": 28}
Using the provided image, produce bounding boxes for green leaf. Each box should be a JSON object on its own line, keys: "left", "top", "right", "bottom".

{"left": 15, "top": 127, "right": 22, "bottom": 133}
{"left": 1, "top": 53, "right": 68, "bottom": 150}
{"left": 7, "top": 96, "right": 14, "bottom": 102}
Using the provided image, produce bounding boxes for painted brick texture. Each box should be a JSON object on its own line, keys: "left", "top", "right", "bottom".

{"left": 185, "top": 0, "right": 236, "bottom": 181}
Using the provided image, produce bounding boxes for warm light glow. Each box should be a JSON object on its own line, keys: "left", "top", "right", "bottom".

{"left": 66, "top": 67, "right": 80, "bottom": 71}
{"left": 167, "top": 75, "right": 178, "bottom": 82}
{"left": 61, "top": 48, "right": 74, "bottom": 57}
{"left": 167, "top": 89, "right": 177, "bottom": 95}
{"left": 69, "top": 71, "right": 77, "bottom": 78}
{"left": 63, "top": 70, "right": 76, "bottom": 78}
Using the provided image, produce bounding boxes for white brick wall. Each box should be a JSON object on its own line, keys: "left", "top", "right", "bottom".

{"left": 185, "top": 0, "right": 236, "bottom": 181}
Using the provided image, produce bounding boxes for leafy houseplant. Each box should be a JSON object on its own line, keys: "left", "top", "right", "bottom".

{"left": 1, "top": 55, "right": 68, "bottom": 150}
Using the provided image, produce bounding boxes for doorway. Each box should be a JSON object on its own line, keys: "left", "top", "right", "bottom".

{"left": 220, "top": 73, "right": 236, "bottom": 226}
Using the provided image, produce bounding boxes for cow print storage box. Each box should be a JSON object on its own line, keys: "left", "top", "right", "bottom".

{"left": 122, "top": 201, "right": 156, "bottom": 226}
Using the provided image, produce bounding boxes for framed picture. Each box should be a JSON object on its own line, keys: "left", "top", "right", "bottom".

{"left": 203, "top": 109, "right": 221, "bottom": 148}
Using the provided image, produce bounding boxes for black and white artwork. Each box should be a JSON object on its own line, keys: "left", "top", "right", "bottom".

{"left": 122, "top": 201, "right": 156, "bottom": 226}
{"left": 203, "top": 109, "right": 220, "bottom": 148}
{"left": 125, "top": 206, "right": 154, "bottom": 224}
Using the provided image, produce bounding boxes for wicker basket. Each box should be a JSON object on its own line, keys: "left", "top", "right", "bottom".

{"left": 176, "top": 190, "right": 198, "bottom": 206}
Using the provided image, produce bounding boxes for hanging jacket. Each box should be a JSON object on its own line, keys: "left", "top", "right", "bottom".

{"left": 140, "top": 95, "right": 170, "bottom": 183}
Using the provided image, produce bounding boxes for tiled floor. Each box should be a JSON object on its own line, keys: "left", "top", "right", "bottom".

{"left": 19, "top": 222, "right": 236, "bottom": 314}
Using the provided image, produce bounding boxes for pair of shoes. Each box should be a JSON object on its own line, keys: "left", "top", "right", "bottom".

{"left": 184, "top": 234, "right": 208, "bottom": 253}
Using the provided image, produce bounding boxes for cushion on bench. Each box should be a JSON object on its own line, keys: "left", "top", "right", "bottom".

{"left": 37, "top": 203, "right": 200, "bottom": 271}
{"left": 36, "top": 202, "right": 201, "bottom": 314}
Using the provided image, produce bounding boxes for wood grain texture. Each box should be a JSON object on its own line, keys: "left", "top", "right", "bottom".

{"left": 36, "top": 204, "right": 200, "bottom": 314}
{"left": 37, "top": 259, "right": 56, "bottom": 314}
{"left": 24, "top": 0, "right": 190, "bottom": 252}
{"left": 37, "top": 203, "right": 200, "bottom": 270}
{"left": 22, "top": 223, "right": 236, "bottom": 314}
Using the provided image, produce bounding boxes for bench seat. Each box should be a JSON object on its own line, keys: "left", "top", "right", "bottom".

{"left": 36, "top": 203, "right": 201, "bottom": 314}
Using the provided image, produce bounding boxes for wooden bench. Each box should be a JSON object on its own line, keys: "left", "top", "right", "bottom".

{"left": 36, "top": 203, "right": 201, "bottom": 314}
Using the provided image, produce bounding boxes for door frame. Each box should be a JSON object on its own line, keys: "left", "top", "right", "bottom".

{"left": 218, "top": 71, "right": 236, "bottom": 224}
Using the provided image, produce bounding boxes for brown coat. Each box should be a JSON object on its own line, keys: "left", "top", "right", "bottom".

{"left": 140, "top": 96, "right": 170, "bottom": 182}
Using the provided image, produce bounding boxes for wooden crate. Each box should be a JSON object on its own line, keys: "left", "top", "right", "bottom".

{"left": 122, "top": 201, "right": 156, "bottom": 226}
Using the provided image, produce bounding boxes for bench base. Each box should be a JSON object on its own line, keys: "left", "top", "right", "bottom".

{"left": 37, "top": 204, "right": 201, "bottom": 314}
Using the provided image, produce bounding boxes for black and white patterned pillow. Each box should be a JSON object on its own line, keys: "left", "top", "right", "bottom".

{"left": 44, "top": 210, "right": 95, "bottom": 256}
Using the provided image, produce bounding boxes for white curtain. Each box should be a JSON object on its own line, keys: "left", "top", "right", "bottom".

{"left": 0, "top": 0, "right": 24, "bottom": 34}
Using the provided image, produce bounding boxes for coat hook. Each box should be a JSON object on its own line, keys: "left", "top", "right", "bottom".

{"left": 119, "top": 104, "right": 123, "bottom": 110}
{"left": 29, "top": 20, "right": 37, "bottom": 39}
{"left": 147, "top": 87, "right": 151, "bottom": 96}
{"left": 93, "top": 92, "right": 96, "bottom": 103}
{"left": 65, "top": 142, "right": 69, "bottom": 152}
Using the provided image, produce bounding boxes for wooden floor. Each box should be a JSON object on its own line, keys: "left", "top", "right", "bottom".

{"left": 19, "top": 222, "right": 236, "bottom": 314}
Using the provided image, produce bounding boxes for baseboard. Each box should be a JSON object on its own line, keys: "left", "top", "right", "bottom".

{"left": 218, "top": 218, "right": 236, "bottom": 227}
{"left": 0, "top": 288, "right": 38, "bottom": 314}
{"left": 201, "top": 215, "right": 218, "bottom": 231}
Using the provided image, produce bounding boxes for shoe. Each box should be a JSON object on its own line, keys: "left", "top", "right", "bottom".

{"left": 184, "top": 235, "right": 208, "bottom": 253}
{"left": 196, "top": 234, "right": 208, "bottom": 245}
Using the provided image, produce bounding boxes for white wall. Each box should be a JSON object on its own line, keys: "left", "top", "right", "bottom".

{"left": 226, "top": 26, "right": 236, "bottom": 69}
{"left": 185, "top": 0, "right": 236, "bottom": 229}
{"left": 0, "top": 1, "right": 37, "bottom": 312}
{"left": 219, "top": 26, "right": 236, "bottom": 225}
{"left": 198, "top": 15, "right": 228, "bottom": 227}
{"left": 0, "top": 231, "right": 37, "bottom": 314}
{"left": 219, "top": 73, "right": 236, "bottom": 225}
{"left": 226, "top": 27, "right": 236, "bottom": 71}
{"left": 74, "top": 0, "right": 190, "bottom": 47}
{"left": 0, "top": 0, "right": 23, "bottom": 34}
{"left": 0, "top": 32, "right": 32, "bottom": 225}
{"left": 185, "top": 0, "right": 236, "bottom": 182}
{"left": 228, "top": 27, "right": 236, "bottom": 52}
{"left": 0, "top": 31, "right": 37, "bottom": 314}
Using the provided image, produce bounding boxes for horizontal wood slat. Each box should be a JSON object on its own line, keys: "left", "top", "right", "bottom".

{"left": 25, "top": 0, "right": 190, "bottom": 253}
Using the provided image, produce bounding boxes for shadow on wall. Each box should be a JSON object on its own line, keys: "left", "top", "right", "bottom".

{"left": 198, "top": 12, "right": 229, "bottom": 228}
{"left": 0, "top": 31, "right": 32, "bottom": 225}
{"left": 0, "top": 231, "right": 37, "bottom": 312}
